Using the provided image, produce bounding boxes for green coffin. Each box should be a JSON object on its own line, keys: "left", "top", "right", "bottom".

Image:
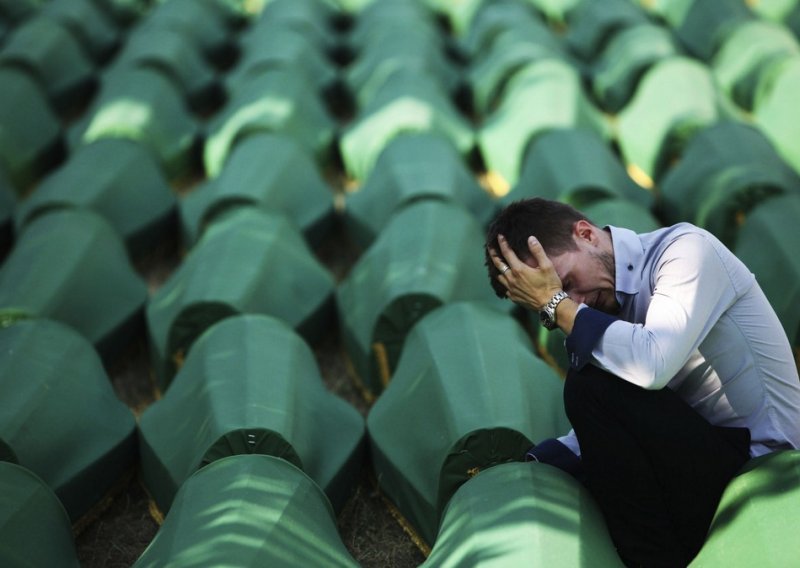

{"left": 204, "top": 67, "right": 336, "bottom": 177}
{"left": 147, "top": 207, "right": 335, "bottom": 388}
{"left": 0, "top": 208, "right": 147, "bottom": 360}
{"left": 346, "top": 25, "right": 460, "bottom": 108}
{"left": 0, "top": 463, "right": 80, "bottom": 568}
{"left": 753, "top": 57, "right": 800, "bottom": 177}
{"left": 423, "top": 462, "right": 623, "bottom": 567}
{"left": 734, "top": 194, "right": 800, "bottom": 346}
{"left": 591, "top": 24, "right": 680, "bottom": 113}
{"left": 691, "top": 450, "right": 800, "bottom": 567}
{"left": 348, "top": 0, "right": 434, "bottom": 49}
{"left": 564, "top": 0, "right": 648, "bottom": 62}
{"left": 0, "top": 67, "right": 63, "bottom": 190}
{"left": 478, "top": 59, "right": 610, "bottom": 189}
{"left": 339, "top": 67, "right": 475, "bottom": 182}
{"left": 253, "top": 0, "right": 338, "bottom": 51}
{"left": 712, "top": 20, "right": 800, "bottom": 111}
{"left": 134, "top": 455, "right": 358, "bottom": 568}
{"left": 657, "top": 0, "right": 753, "bottom": 61}
{"left": 461, "top": 1, "right": 559, "bottom": 58}
{"left": 70, "top": 67, "right": 200, "bottom": 179}
{"left": 109, "top": 25, "right": 221, "bottom": 112}
{"left": 139, "top": 314, "right": 364, "bottom": 514}
{"left": 0, "top": 318, "right": 137, "bottom": 521}
{"left": 0, "top": 16, "right": 96, "bottom": 114}
{"left": 180, "top": 132, "right": 334, "bottom": 248}
{"left": 659, "top": 121, "right": 800, "bottom": 246}
{"left": 337, "top": 200, "right": 508, "bottom": 397}
{"left": 367, "top": 302, "right": 571, "bottom": 545}
{"left": 467, "top": 20, "right": 567, "bottom": 115}
{"left": 41, "top": 0, "right": 121, "bottom": 63}
{"left": 616, "top": 56, "right": 739, "bottom": 186}
{"left": 137, "top": 0, "right": 237, "bottom": 64}
{"left": 15, "top": 138, "right": 177, "bottom": 256}
{"left": 503, "top": 128, "right": 653, "bottom": 210}
{"left": 343, "top": 132, "right": 496, "bottom": 248}
{"left": 226, "top": 25, "right": 338, "bottom": 96}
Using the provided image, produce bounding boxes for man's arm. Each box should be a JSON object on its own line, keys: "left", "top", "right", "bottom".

{"left": 571, "top": 232, "right": 739, "bottom": 389}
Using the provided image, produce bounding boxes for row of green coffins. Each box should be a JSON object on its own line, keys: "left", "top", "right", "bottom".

{"left": 3, "top": 445, "right": 799, "bottom": 566}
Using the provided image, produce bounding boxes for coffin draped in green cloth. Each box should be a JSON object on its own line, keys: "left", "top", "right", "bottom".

{"left": 537, "top": 199, "right": 661, "bottom": 375}
{"left": 0, "top": 208, "right": 147, "bottom": 360}
{"left": 0, "top": 462, "right": 80, "bottom": 568}
{"left": 367, "top": 302, "right": 571, "bottom": 545}
{"left": 0, "top": 318, "right": 137, "bottom": 521}
{"left": 133, "top": 455, "right": 359, "bottom": 568}
{"left": 344, "top": 132, "right": 496, "bottom": 248}
{"left": 108, "top": 25, "right": 221, "bottom": 112}
{"left": 348, "top": 0, "right": 435, "bottom": 51}
{"left": 139, "top": 314, "right": 364, "bottom": 514}
{"left": 204, "top": 67, "right": 336, "bottom": 177}
{"left": 734, "top": 193, "right": 800, "bottom": 346}
{"left": 461, "top": 0, "right": 557, "bottom": 59}
{"left": 502, "top": 127, "right": 653, "bottom": 210}
{"left": 147, "top": 207, "right": 335, "bottom": 389}
{"left": 41, "top": 0, "right": 122, "bottom": 64}
{"left": 478, "top": 59, "right": 610, "bottom": 190}
{"left": 616, "top": 56, "right": 741, "bottom": 186}
{"left": 70, "top": 66, "right": 199, "bottom": 179}
{"left": 337, "top": 200, "right": 509, "bottom": 398}
{"left": 753, "top": 57, "right": 800, "bottom": 177}
{"left": 655, "top": 0, "right": 753, "bottom": 61}
{"left": 180, "top": 132, "right": 334, "bottom": 248}
{"left": 691, "top": 450, "right": 800, "bottom": 567}
{"left": 253, "top": 0, "right": 337, "bottom": 52}
{"left": 339, "top": 67, "right": 475, "bottom": 182}
{"left": 0, "top": 16, "right": 97, "bottom": 114}
{"left": 15, "top": 138, "right": 177, "bottom": 256}
{"left": 137, "top": 0, "right": 238, "bottom": 64}
{"left": 591, "top": 24, "right": 680, "bottom": 114}
{"left": 564, "top": 0, "right": 648, "bottom": 62}
{"left": 468, "top": 21, "right": 568, "bottom": 116}
{"left": 659, "top": 121, "right": 800, "bottom": 247}
{"left": 712, "top": 20, "right": 800, "bottom": 111}
{"left": 226, "top": 25, "right": 338, "bottom": 96}
{"left": 423, "top": 462, "right": 623, "bottom": 567}
{"left": 0, "top": 67, "right": 63, "bottom": 190}
{"left": 346, "top": 24, "right": 461, "bottom": 108}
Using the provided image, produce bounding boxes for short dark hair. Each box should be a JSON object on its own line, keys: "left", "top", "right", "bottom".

{"left": 484, "top": 198, "right": 591, "bottom": 298}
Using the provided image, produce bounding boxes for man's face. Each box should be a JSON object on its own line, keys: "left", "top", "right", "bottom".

{"left": 526, "top": 239, "right": 620, "bottom": 314}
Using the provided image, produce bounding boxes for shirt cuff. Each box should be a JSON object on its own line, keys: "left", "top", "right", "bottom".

{"left": 565, "top": 306, "right": 618, "bottom": 370}
{"left": 525, "top": 439, "right": 585, "bottom": 482}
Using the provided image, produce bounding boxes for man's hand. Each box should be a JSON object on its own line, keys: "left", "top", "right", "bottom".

{"left": 489, "top": 234, "right": 564, "bottom": 311}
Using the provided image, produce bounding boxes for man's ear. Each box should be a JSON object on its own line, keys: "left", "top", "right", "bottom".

{"left": 573, "top": 219, "right": 596, "bottom": 244}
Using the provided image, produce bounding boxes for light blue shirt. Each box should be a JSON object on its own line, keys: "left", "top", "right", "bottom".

{"left": 558, "top": 224, "right": 800, "bottom": 458}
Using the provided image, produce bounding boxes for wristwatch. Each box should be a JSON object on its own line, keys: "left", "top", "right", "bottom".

{"left": 540, "top": 290, "right": 569, "bottom": 331}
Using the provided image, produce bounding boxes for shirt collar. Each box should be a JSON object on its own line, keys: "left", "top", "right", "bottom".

{"left": 607, "top": 226, "right": 643, "bottom": 298}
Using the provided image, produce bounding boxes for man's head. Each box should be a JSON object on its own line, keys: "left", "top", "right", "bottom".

{"left": 485, "top": 198, "right": 620, "bottom": 314}
{"left": 485, "top": 198, "right": 589, "bottom": 296}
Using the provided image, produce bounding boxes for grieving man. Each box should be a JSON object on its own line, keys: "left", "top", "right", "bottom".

{"left": 485, "top": 198, "right": 800, "bottom": 567}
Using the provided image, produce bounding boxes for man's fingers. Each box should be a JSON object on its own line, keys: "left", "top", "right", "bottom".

{"left": 527, "top": 236, "right": 552, "bottom": 268}
{"left": 497, "top": 234, "right": 523, "bottom": 268}
{"left": 488, "top": 247, "right": 510, "bottom": 274}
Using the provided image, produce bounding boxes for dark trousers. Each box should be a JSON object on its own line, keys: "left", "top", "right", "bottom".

{"left": 564, "top": 365, "right": 751, "bottom": 567}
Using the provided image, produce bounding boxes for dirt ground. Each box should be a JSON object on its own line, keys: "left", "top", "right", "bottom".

{"left": 74, "top": 215, "right": 427, "bottom": 567}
